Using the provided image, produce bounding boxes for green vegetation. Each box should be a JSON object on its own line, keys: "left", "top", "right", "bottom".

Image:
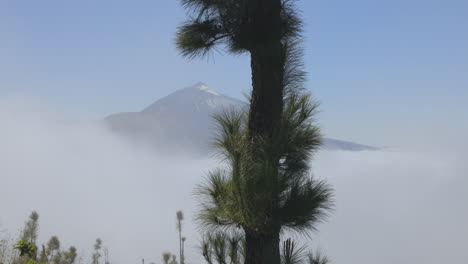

{"left": 192, "top": 94, "right": 333, "bottom": 264}
{"left": 200, "top": 233, "right": 330, "bottom": 264}
{"left": 162, "top": 253, "right": 171, "bottom": 264}
{"left": 0, "top": 212, "right": 107, "bottom": 264}
{"left": 201, "top": 231, "right": 244, "bottom": 264}
{"left": 176, "top": 1, "right": 334, "bottom": 263}
{"left": 20, "top": 212, "right": 39, "bottom": 245}
{"left": 14, "top": 241, "right": 36, "bottom": 259}
{"left": 160, "top": 210, "right": 185, "bottom": 264}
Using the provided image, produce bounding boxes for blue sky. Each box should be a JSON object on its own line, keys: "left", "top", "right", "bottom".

{"left": 1, "top": 0, "right": 467, "bottom": 148}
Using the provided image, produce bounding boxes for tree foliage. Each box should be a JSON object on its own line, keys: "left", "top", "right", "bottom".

{"left": 162, "top": 253, "right": 171, "bottom": 264}
{"left": 176, "top": 0, "right": 303, "bottom": 59}
{"left": 306, "top": 251, "right": 329, "bottom": 264}
{"left": 21, "top": 212, "right": 39, "bottom": 245}
{"left": 92, "top": 239, "right": 102, "bottom": 264}
{"left": 14, "top": 241, "right": 36, "bottom": 259}
{"left": 201, "top": 231, "right": 244, "bottom": 264}
{"left": 6, "top": 212, "right": 81, "bottom": 264}
{"left": 197, "top": 93, "right": 333, "bottom": 236}
{"left": 200, "top": 234, "right": 330, "bottom": 264}
{"left": 281, "top": 239, "right": 304, "bottom": 264}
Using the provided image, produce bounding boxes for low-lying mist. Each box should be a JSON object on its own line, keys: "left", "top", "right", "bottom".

{"left": 1, "top": 98, "right": 466, "bottom": 264}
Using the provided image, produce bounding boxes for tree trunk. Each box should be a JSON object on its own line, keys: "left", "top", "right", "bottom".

{"left": 244, "top": 228, "right": 281, "bottom": 264}
{"left": 243, "top": 0, "right": 283, "bottom": 142}
{"left": 243, "top": 1, "right": 284, "bottom": 264}
{"left": 248, "top": 42, "right": 284, "bottom": 141}
{"left": 178, "top": 228, "right": 183, "bottom": 264}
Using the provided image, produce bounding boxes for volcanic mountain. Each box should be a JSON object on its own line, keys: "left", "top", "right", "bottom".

{"left": 105, "top": 82, "right": 377, "bottom": 155}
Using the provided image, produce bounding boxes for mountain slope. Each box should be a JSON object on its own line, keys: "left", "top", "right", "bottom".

{"left": 105, "top": 83, "right": 377, "bottom": 155}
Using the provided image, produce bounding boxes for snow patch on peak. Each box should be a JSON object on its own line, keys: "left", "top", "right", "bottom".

{"left": 194, "top": 82, "right": 220, "bottom": 96}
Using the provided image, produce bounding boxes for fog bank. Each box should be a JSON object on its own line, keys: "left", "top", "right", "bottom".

{"left": 1, "top": 98, "right": 466, "bottom": 264}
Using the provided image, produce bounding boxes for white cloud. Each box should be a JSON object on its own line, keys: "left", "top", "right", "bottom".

{"left": 311, "top": 150, "right": 468, "bottom": 264}
{"left": 0, "top": 97, "right": 466, "bottom": 264}
{"left": 0, "top": 97, "right": 214, "bottom": 264}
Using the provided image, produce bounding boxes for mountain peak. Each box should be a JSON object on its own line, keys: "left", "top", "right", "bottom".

{"left": 140, "top": 82, "right": 242, "bottom": 114}
{"left": 192, "top": 82, "right": 221, "bottom": 96}
{"left": 194, "top": 81, "right": 207, "bottom": 88}
{"left": 106, "top": 82, "right": 378, "bottom": 154}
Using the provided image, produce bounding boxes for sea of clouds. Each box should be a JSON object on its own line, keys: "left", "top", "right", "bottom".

{"left": 1, "top": 97, "right": 467, "bottom": 264}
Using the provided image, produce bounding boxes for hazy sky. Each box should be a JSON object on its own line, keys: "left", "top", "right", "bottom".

{"left": 1, "top": 0, "right": 467, "bottom": 148}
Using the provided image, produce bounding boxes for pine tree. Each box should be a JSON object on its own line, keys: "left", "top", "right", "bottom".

{"left": 176, "top": 1, "right": 328, "bottom": 264}
{"left": 196, "top": 93, "right": 333, "bottom": 264}
{"left": 176, "top": 0, "right": 296, "bottom": 140}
